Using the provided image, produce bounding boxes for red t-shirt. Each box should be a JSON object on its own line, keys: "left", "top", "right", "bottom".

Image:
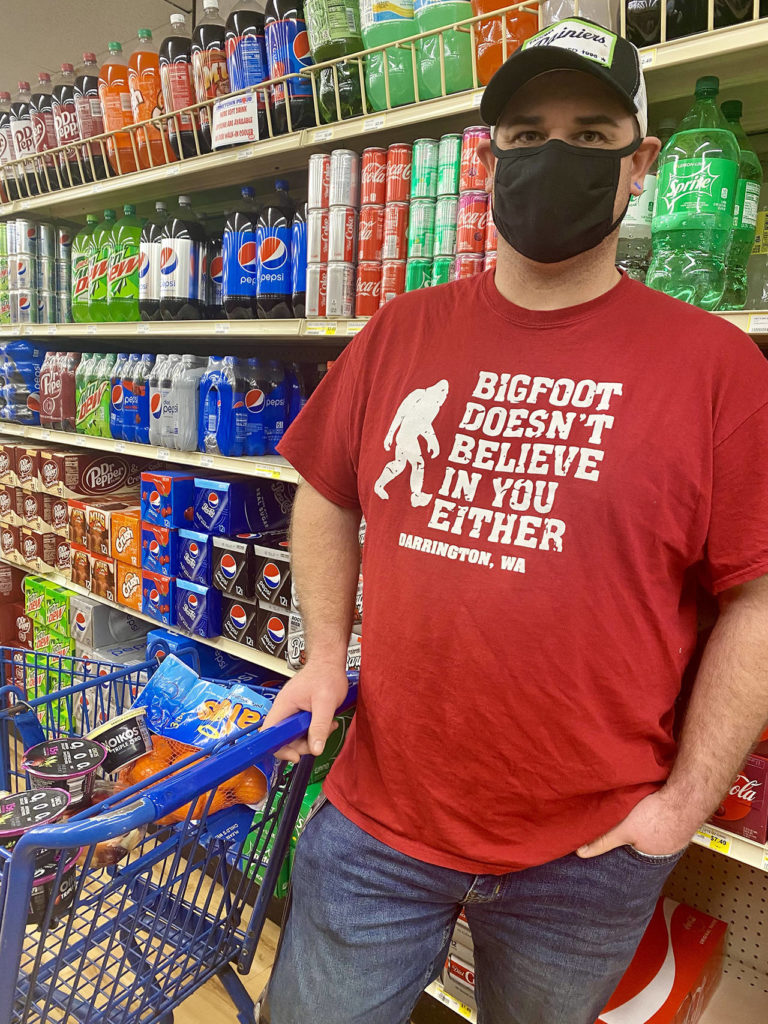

{"left": 278, "top": 270, "right": 768, "bottom": 874}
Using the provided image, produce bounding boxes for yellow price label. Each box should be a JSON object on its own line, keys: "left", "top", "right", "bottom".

{"left": 695, "top": 828, "right": 731, "bottom": 856}
{"left": 305, "top": 320, "right": 337, "bottom": 336}
{"left": 762, "top": 847, "right": 768, "bottom": 872}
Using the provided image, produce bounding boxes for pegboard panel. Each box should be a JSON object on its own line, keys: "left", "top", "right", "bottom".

{"left": 664, "top": 844, "right": 768, "bottom": 993}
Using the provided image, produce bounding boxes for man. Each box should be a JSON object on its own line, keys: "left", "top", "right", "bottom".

{"left": 261, "top": 17, "right": 768, "bottom": 1024}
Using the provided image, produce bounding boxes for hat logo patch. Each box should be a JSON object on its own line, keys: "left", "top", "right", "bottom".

{"left": 522, "top": 18, "right": 617, "bottom": 68}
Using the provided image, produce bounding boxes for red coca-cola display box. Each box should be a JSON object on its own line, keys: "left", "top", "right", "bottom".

{"left": 710, "top": 749, "right": 768, "bottom": 845}
{"left": 598, "top": 899, "right": 726, "bottom": 1024}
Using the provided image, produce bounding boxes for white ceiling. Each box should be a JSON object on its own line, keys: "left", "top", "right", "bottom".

{"left": 0, "top": 0, "right": 244, "bottom": 90}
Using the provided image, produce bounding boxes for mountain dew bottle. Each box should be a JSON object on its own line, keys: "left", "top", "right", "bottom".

{"left": 71, "top": 215, "right": 99, "bottom": 324}
{"left": 107, "top": 204, "right": 143, "bottom": 322}
{"left": 647, "top": 77, "right": 740, "bottom": 311}
{"left": 88, "top": 209, "right": 116, "bottom": 323}
{"left": 719, "top": 100, "right": 762, "bottom": 311}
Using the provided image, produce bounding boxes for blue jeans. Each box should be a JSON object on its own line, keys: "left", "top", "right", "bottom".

{"left": 264, "top": 799, "right": 685, "bottom": 1024}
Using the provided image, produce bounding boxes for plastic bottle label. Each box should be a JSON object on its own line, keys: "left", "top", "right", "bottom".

{"left": 226, "top": 32, "right": 269, "bottom": 99}
{"left": 753, "top": 211, "right": 768, "bottom": 256}
{"left": 306, "top": 0, "right": 361, "bottom": 50}
{"left": 223, "top": 228, "right": 258, "bottom": 298}
{"left": 99, "top": 87, "right": 134, "bottom": 131}
{"left": 129, "top": 67, "right": 163, "bottom": 138}
{"left": 265, "top": 19, "right": 313, "bottom": 101}
{"left": 192, "top": 47, "right": 229, "bottom": 128}
{"left": 159, "top": 239, "right": 198, "bottom": 300}
{"left": 292, "top": 219, "right": 307, "bottom": 296}
{"left": 735, "top": 179, "right": 760, "bottom": 230}
{"left": 624, "top": 172, "right": 657, "bottom": 228}
{"left": 74, "top": 95, "right": 103, "bottom": 137}
{"left": 90, "top": 241, "right": 114, "bottom": 303}
{"left": 72, "top": 242, "right": 92, "bottom": 305}
{"left": 160, "top": 63, "right": 196, "bottom": 127}
{"left": 654, "top": 157, "right": 738, "bottom": 227}
{"left": 11, "top": 116, "right": 35, "bottom": 158}
{"left": 53, "top": 101, "right": 81, "bottom": 145}
{"left": 257, "top": 224, "right": 292, "bottom": 296}
{"left": 0, "top": 125, "right": 15, "bottom": 165}
{"left": 360, "top": 0, "right": 415, "bottom": 27}
{"left": 108, "top": 240, "right": 140, "bottom": 300}
{"left": 139, "top": 240, "right": 161, "bottom": 302}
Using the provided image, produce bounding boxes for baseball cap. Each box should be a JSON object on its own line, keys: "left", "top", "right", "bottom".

{"left": 480, "top": 17, "right": 648, "bottom": 138}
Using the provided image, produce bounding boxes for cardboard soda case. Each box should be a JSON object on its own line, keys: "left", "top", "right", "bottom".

{"left": 1, "top": 522, "right": 20, "bottom": 560}
{"left": 0, "top": 562, "right": 26, "bottom": 603}
{"left": 287, "top": 610, "right": 362, "bottom": 672}
{"left": 0, "top": 442, "right": 18, "bottom": 486}
{"left": 710, "top": 749, "right": 768, "bottom": 845}
{"left": 39, "top": 449, "right": 142, "bottom": 500}
{"left": 140, "top": 470, "right": 195, "bottom": 529}
{"left": 116, "top": 562, "right": 143, "bottom": 611}
{"left": 69, "top": 592, "right": 147, "bottom": 647}
{"left": 175, "top": 579, "right": 222, "bottom": 638}
{"left": 142, "top": 571, "right": 176, "bottom": 625}
{"left": 19, "top": 527, "right": 58, "bottom": 569}
{"left": 141, "top": 524, "right": 179, "bottom": 577}
{"left": 221, "top": 596, "right": 260, "bottom": 647}
{"left": 111, "top": 507, "right": 142, "bottom": 567}
{"left": 14, "top": 445, "right": 44, "bottom": 490}
{"left": 254, "top": 534, "right": 291, "bottom": 607}
{"left": 177, "top": 529, "right": 213, "bottom": 585}
{"left": 212, "top": 534, "right": 261, "bottom": 599}
{"left": 193, "top": 477, "right": 293, "bottom": 535}
{"left": 256, "top": 602, "right": 289, "bottom": 659}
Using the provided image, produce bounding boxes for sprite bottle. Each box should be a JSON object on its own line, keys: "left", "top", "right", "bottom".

{"left": 88, "top": 209, "right": 117, "bottom": 323}
{"left": 719, "top": 100, "right": 762, "bottom": 311}
{"left": 107, "top": 204, "right": 143, "bottom": 322}
{"left": 71, "top": 215, "right": 99, "bottom": 324}
{"left": 647, "top": 77, "right": 740, "bottom": 311}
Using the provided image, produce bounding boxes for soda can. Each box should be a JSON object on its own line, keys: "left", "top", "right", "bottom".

{"left": 360, "top": 147, "right": 387, "bottom": 206}
{"left": 329, "top": 149, "right": 360, "bottom": 208}
{"left": 11, "top": 289, "right": 38, "bottom": 323}
{"left": 405, "top": 258, "right": 432, "bottom": 292}
{"left": 306, "top": 263, "right": 328, "bottom": 318}
{"left": 382, "top": 203, "right": 409, "bottom": 261}
{"left": 37, "top": 289, "right": 57, "bottom": 324}
{"left": 307, "top": 209, "right": 329, "bottom": 263}
{"left": 55, "top": 258, "right": 71, "bottom": 292}
{"left": 437, "top": 133, "right": 462, "bottom": 196}
{"left": 432, "top": 256, "right": 453, "bottom": 287}
{"left": 57, "top": 288, "right": 72, "bottom": 323}
{"left": 57, "top": 227, "right": 73, "bottom": 260}
{"left": 407, "top": 198, "right": 436, "bottom": 260}
{"left": 308, "top": 153, "right": 331, "bottom": 210}
{"left": 484, "top": 250, "right": 497, "bottom": 273}
{"left": 386, "top": 143, "right": 412, "bottom": 204}
{"left": 451, "top": 253, "right": 485, "bottom": 281}
{"left": 460, "top": 126, "right": 492, "bottom": 194}
{"left": 0, "top": 257, "right": 8, "bottom": 292}
{"left": 10, "top": 255, "right": 35, "bottom": 290}
{"left": 6, "top": 220, "right": 17, "bottom": 258}
{"left": 326, "top": 261, "right": 355, "bottom": 318}
{"left": 485, "top": 204, "right": 497, "bottom": 252}
{"left": 456, "top": 191, "right": 489, "bottom": 254}
{"left": 355, "top": 261, "right": 382, "bottom": 317}
{"left": 14, "top": 219, "right": 38, "bottom": 256}
{"left": 35, "top": 257, "right": 56, "bottom": 293}
{"left": 434, "top": 196, "right": 459, "bottom": 256}
{"left": 328, "top": 205, "right": 357, "bottom": 264}
{"left": 357, "top": 205, "right": 385, "bottom": 263}
{"left": 0, "top": 222, "right": 7, "bottom": 258}
{"left": 380, "top": 259, "right": 406, "bottom": 305}
{"left": 0, "top": 292, "right": 10, "bottom": 325}
{"left": 410, "top": 138, "right": 439, "bottom": 200}
{"left": 38, "top": 222, "right": 56, "bottom": 260}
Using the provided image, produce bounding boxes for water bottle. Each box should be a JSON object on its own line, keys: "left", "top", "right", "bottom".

{"left": 719, "top": 100, "right": 762, "bottom": 311}
{"left": 746, "top": 177, "right": 768, "bottom": 310}
{"left": 415, "top": 0, "right": 474, "bottom": 101}
{"left": 360, "top": 0, "right": 416, "bottom": 112}
{"left": 647, "top": 77, "right": 740, "bottom": 310}
{"left": 174, "top": 354, "right": 208, "bottom": 451}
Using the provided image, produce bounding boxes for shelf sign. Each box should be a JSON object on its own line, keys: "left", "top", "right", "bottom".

{"left": 157, "top": 448, "right": 171, "bottom": 461}
{"left": 251, "top": 463, "right": 282, "bottom": 480}
{"left": 312, "top": 127, "right": 334, "bottom": 143}
{"left": 639, "top": 49, "right": 656, "bottom": 68}
{"left": 694, "top": 827, "right": 732, "bottom": 856}
{"left": 762, "top": 847, "right": 768, "bottom": 872}
{"left": 430, "top": 984, "right": 475, "bottom": 1021}
{"left": 748, "top": 314, "right": 768, "bottom": 334}
{"left": 348, "top": 320, "right": 367, "bottom": 335}
{"left": 214, "top": 321, "right": 230, "bottom": 333}
{"left": 363, "top": 116, "right": 385, "bottom": 131}
{"left": 136, "top": 323, "right": 150, "bottom": 334}
{"left": 201, "top": 454, "right": 215, "bottom": 468}
{"left": 305, "top": 320, "right": 337, "bottom": 336}
{"left": 212, "top": 94, "right": 264, "bottom": 149}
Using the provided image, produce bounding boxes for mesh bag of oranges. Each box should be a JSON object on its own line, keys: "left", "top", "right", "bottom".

{"left": 120, "top": 656, "right": 276, "bottom": 823}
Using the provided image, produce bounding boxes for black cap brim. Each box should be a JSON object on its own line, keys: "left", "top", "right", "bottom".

{"left": 480, "top": 47, "right": 637, "bottom": 127}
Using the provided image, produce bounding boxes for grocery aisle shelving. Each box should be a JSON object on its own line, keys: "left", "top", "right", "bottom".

{"left": 0, "top": 553, "right": 293, "bottom": 679}
{"left": 0, "top": 319, "right": 367, "bottom": 341}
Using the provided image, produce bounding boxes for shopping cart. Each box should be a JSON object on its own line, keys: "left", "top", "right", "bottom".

{"left": 0, "top": 647, "right": 358, "bottom": 1024}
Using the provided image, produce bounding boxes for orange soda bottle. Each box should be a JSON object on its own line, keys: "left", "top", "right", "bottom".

{"left": 471, "top": 0, "right": 538, "bottom": 86}
{"left": 129, "top": 29, "right": 173, "bottom": 169}
{"left": 98, "top": 41, "right": 139, "bottom": 175}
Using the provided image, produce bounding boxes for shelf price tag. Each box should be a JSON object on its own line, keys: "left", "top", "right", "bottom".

{"left": 431, "top": 985, "right": 474, "bottom": 1020}
{"left": 157, "top": 448, "right": 171, "bottom": 460}
{"left": 214, "top": 321, "right": 230, "bottom": 333}
{"left": 363, "top": 116, "right": 385, "bottom": 131}
{"left": 761, "top": 847, "right": 768, "bottom": 872}
{"left": 114, "top": 441, "right": 126, "bottom": 453}
{"left": 348, "top": 320, "right": 367, "bottom": 335}
{"left": 694, "top": 827, "right": 732, "bottom": 856}
{"left": 40, "top": 429, "right": 51, "bottom": 441}
{"left": 201, "top": 454, "right": 215, "bottom": 468}
{"left": 640, "top": 49, "right": 657, "bottom": 68}
{"left": 251, "top": 463, "right": 281, "bottom": 480}
{"left": 312, "top": 127, "right": 334, "bottom": 143}
{"left": 136, "top": 323, "right": 150, "bottom": 334}
{"left": 86, "top": 324, "right": 97, "bottom": 335}
{"left": 47, "top": 325, "right": 57, "bottom": 335}
{"left": 472, "top": 90, "right": 483, "bottom": 107}
{"left": 22, "top": 325, "right": 33, "bottom": 336}
{"left": 748, "top": 314, "right": 768, "bottom": 334}
{"left": 305, "top": 320, "right": 337, "bottom": 336}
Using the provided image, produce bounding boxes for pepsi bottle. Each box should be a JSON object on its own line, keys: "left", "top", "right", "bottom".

{"left": 198, "top": 355, "right": 247, "bottom": 456}
{"left": 264, "top": 0, "right": 315, "bottom": 135}
{"left": 223, "top": 185, "right": 260, "bottom": 318}
{"left": 257, "top": 179, "right": 294, "bottom": 318}
{"left": 291, "top": 201, "right": 307, "bottom": 318}
{"left": 139, "top": 201, "right": 168, "bottom": 321}
{"left": 244, "top": 355, "right": 267, "bottom": 456}
{"left": 109, "top": 352, "right": 129, "bottom": 438}
{"left": 206, "top": 226, "right": 224, "bottom": 318}
{"left": 225, "top": 0, "right": 269, "bottom": 140}
{"left": 159, "top": 195, "right": 206, "bottom": 320}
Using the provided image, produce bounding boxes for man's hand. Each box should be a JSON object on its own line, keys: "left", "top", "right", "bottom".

{"left": 261, "top": 662, "right": 350, "bottom": 763}
{"left": 576, "top": 789, "right": 698, "bottom": 859}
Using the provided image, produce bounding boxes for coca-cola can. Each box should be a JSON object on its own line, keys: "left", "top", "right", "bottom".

{"left": 386, "top": 143, "right": 412, "bottom": 204}
{"left": 10, "top": 255, "right": 36, "bottom": 290}
{"left": 308, "top": 153, "right": 331, "bottom": 210}
{"left": 355, "top": 261, "right": 382, "bottom": 317}
{"left": 57, "top": 227, "right": 73, "bottom": 260}
{"left": 328, "top": 205, "right": 357, "bottom": 264}
{"left": 485, "top": 204, "right": 497, "bottom": 253}
{"left": 307, "top": 208, "right": 329, "bottom": 263}
{"left": 306, "top": 263, "right": 328, "bottom": 318}
{"left": 38, "top": 222, "right": 56, "bottom": 261}
{"left": 357, "top": 205, "right": 385, "bottom": 262}
{"left": 380, "top": 259, "right": 406, "bottom": 306}
{"left": 329, "top": 149, "right": 360, "bottom": 208}
{"left": 382, "top": 202, "right": 409, "bottom": 261}
{"left": 451, "top": 253, "right": 485, "bottom": 281}
{"left": 326, "top": 261, "right": 355, "bottom": 318}
{"left": 360, "top": 147, "right": 387, "bottom": 206}
{"left": 456, "top": 191, "right": 489, "bottom": 254}
{"left": 459, "top": 126, "right": 492, "bottom": 194}
{"left": 484, "top": 250, "right": 497, "bottom": 273}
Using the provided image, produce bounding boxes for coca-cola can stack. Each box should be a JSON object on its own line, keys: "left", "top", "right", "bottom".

{"left": 355, "top": 147, "right": 386, "bottom": 317}
{"left": 452, "top": 126, "right": 491, "bottom": 283}
{"left": 327, "top": 149, "right": 359, "bottom": 318}
{"left": 484, "top": 203, "right": 497, "bottom": 274}
{"left": 380, "top": 143, "right": 412, "bottom": 307}
{"left": 307, "top": 153, "right": 331, "bottom": 318}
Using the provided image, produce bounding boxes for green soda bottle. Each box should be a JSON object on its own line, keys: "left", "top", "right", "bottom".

{"left": 88, "top": 209, "right": 116, "bottom": 323}
{"left": 719, "top": 100, "right": 762, "bottom": 311}
{"left": 305, "top": 0, "right": 363, "bottom": 122}
{"left": 414, "top": 0, "right": 474, "bottom": 101}
{"left": 107, "top": 204, "right": 143, "bottom": 322}
{"left": 361, "top": 0, "right": 416, "bottom": 111}
{"left": 71, "top": 215, "right": 98, "bottom": 324}
{"left": 647, "top": 77, "right": 740, "bottom": 310}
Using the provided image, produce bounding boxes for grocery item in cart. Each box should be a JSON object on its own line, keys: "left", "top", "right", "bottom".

{"left": 23, "top": 736, "right": 107, "bottom": 807}
{"left": 88, "top": 707, "right": 153, "bottom": 774}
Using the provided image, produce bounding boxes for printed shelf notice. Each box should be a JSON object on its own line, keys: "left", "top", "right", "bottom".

{"left": 694, "top": 826, "right": 732, "bottom": 856}
{"left": 212, "top": 94, "right": 263, "bottom": 149}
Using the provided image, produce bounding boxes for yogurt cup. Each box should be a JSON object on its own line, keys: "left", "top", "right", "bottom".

{"left": 28, "top": 850, "right": 81, "bottom": 927}
{"left": 22, "top": 737, "right": 107, "bottom": 808}
{"left": 87, "top": 708, "right": 153, "bottom": 775}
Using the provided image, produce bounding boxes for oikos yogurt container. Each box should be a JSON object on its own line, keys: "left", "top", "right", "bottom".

{"left": 22, "top": 737, "right": 107, "bottom": 807}
{"left": 28, "top": 850, "right": 81, "bottom": 927}
{"left": 87, "top": 708, "right": 153, "bottom": 775}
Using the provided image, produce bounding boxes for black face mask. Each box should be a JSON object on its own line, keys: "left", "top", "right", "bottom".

{"left": 490, "top": 137, "right": 642, "bottom": 264}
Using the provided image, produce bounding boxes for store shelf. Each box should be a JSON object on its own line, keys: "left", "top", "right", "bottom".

{"left": 0, "top": 552, "right": 294, "bottom": 679}
{"left": 0, "top": 318, "right": 367, "bottom": 341}
{"left": 425, "top": 982, "right": 476, "bottom": 1022}
{"left": 692, "top": 824, "right": 768, "bottom": 872}
{"left": 715, "top": 311, "right": 768, "bottom": 336}
{"left": 0, "top": 421, "right": 300, "bottom": 484}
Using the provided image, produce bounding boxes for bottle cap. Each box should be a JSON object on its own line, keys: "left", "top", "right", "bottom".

{"left": 242, "top": 186, "right": 255, "bottom": 198}
{"left": 61, "top": 63, "right": 74, "bottom": 73}
{"left": 0, "top": 91, "right": 9, "bottom": 101}
{"left": 170, "top": 13, "right": 186, "bottom": 24}
{"left": 18, "top": 81, "right": 30, "bottom": 91}
{"left": 124, "top": 204, "right": 136, "bottom": 215}
{"left": 721, "top": 99, "right": 743, "bottom": 121}
{"left": 104, "top": 209, "right": 116, "bottom": 218}
{"left": 83, "top": 52, "right": 97, "bottom": 63}
{"left": 138, "top": 29, "right": 152, "bottom": 40}
{"left": 38, "top": 73, "right": 51, "bottom": 83}
{"left": 276, "top": 179, "right": 290, "bottom": 191}
{"left": 179, "top": 195, "right": 191, "bottom": 204}
{"left": 695, "top": 75, "right": 720, "bottom": 97}
{"left": 156, "top": 201, "right": 168, "bottom": 211}
{"left": 108, "top": 41, "right": 123, "bottom": 53}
